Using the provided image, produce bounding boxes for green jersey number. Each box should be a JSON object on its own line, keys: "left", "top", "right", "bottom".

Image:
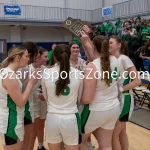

{"left": 62, "top": 86, "right": 70, "bottom": 96}
{"left": 55, "top": 81, "right": 70, "bottom": 96}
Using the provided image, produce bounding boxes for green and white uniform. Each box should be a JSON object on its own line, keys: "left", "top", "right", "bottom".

{"left": 33, "top": 84, "right": 41, "bottom": 119}
{"left": 81, "top": 56, "right": 120, "bottom": 134}
{"left": 70, "top": 57, "right": 86, "bottom": 114}
{"left": 70, "top": 57, "right": 86, "bottom": 71}
{"left": 118, "top": 55, "right": 134, "bottom": 122}
{"left": 37, "top": 65, "right": 47, "bottom": 120}
{"left": 23, "top": 64, "right": 41, "bottom": 124}
{"left": 38, "top": 85, "right": 47, "bottom": 119}
{"left": 0, "top": 67, "right": 24, "bottom": 145}
{"left": 42, "top": 64, "right": 83, "bottom": 145}
{"left": 20, "top": 66, "right": 33, "bottom": 125}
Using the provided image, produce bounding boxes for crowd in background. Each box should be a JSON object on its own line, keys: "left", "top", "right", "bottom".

{"left": 90, "top": 15, "right": 150, "bottom": 72}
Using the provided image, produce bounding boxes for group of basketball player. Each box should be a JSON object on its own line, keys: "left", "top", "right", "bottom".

{"left": 0, "top": 24, "right": 141, "bottom": 150}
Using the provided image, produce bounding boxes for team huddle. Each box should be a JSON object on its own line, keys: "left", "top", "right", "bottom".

{"left": 0, "top": 25, "right": 141, "bottom": 150}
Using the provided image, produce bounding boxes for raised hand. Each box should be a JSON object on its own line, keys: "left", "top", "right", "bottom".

{"left": 29, "top": 68, "right": 41, "bottom": 85}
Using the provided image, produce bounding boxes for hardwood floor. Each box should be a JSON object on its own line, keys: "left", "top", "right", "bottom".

{"left": 126, "top": 122, "right": 150, "bottom": 150}
{"left": 0, "top": 122, "right": 150, "bottom": 150}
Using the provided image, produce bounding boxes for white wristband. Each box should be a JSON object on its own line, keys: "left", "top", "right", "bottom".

{"left": 119, "top": 87, "right": 124, "bottom": 93}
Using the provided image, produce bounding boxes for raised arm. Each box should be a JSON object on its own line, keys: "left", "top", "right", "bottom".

{"left": 80, "top": 30, "right": 95, "bottom": 62}
{"left": 81, "top": 63, "right": 97, "bottom": 104}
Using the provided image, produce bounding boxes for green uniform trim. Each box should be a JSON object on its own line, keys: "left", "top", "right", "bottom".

{"left": 81, "top": 104, "right": 90, "bottom": 133}
{"left": 75, "top": 113, "right": 82, "bottom": 144}
{"left": 24, "top": 101, "right": 32, "bottom": 123}
{"left": 119, "top": 74, "right": 131, "bottom": 121}
{"left": 119, "top": 95, "right": 131, "bottom": 120}
{"left": 123, "top": 74, "right": 130, "bottom": 94}
{"left": 6, "top": 95, "right": 18, "bottom": 141}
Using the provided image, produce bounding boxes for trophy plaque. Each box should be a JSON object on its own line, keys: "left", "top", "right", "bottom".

{"left": 62, "top": 17, "right": 84, "bottom": 37}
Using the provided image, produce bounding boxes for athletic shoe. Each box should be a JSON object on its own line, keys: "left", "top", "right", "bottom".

{"left": 37, "top": 146, "right": 47, "bottom": 150}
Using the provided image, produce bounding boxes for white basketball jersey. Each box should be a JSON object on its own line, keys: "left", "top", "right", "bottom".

{"left": 42, "top": 64, "right": 83, "bottom": 114}
{"left": 0, "top": 67, "right": 24, "bottom": 134}
{"left": 117, "top": 55, "right": 134, "bottom": 95}
{"left": 89, "top": 56, "right": 120, "bottom": 111}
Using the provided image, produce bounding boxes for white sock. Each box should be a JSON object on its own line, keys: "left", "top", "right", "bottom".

{"left": 87, "top": 142, "right": 95, "bottom": 148}
{"left": 86, "top": 142, "right": 92, "bottom": 146}
{"left": 38, "top": 143, "right": 43, "bottom": 149}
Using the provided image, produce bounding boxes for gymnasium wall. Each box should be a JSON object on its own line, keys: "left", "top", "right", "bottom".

{"left": 0, "top": 0, "right": 102, "bottom": 10}
{"left": 0, "top": 25, "right": 72, "bottom": 51}
{"left": 104, "top": 0, "right": 129, "bottom": 7}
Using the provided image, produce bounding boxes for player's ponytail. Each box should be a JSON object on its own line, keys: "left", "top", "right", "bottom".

{"left": 53, "top": 44, "right": 71, "bottom": 96}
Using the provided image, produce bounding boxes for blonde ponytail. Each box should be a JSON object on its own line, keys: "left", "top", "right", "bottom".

{"left": 0, "top": 57, "right": 9, "bottom": 69}
{"left": 0, "top": 46, "right": 27, "bottom": 69}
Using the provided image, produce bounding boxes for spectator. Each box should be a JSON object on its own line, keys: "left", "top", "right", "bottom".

{"left": 108, "top": 22, "right": 115, "bottom": 38}
{"left": 134, "top": 36, "right": 150, "bottom": 71}
{"left": 98, "top": 22, "right": 105, "bottom": 36}
{"left": 115, "top": 18, "right": 123, "bottom": 37}
{"left": 129, "top": 26, "right": 137, "bottom": 37}
{"left": 105, "top": 20, "right": 111, "bottom": 39}
{"left": 130, "top": 18, "right": 135, "bottom": 27}
{"left": 130, "top": 26, "right": 141, "bottom": 59}
{"left": 141, "top": 23, "right": 150, "bottom": 46}
{"left": 121, "top": 28, "right": 133, "bottom": 58}
{"left": 123, "top": 21, "right": 132, "bottom": 30}
{"left": 140, "top": 18, "right": 145, "bottom": 26}
{"left": 135, "top": 15, "right": 141, "bottom": 22}
{"left": 121, "top": 28, "right": 132, "bottom": 42}
{"left": 89, "top": 17, "right": 150, "bottom": 61}
{"left": 135, "top": 19, "right": 143, "bottom": 34}
{"left": 123, "top": 18, "right": 128, "bottom": 27}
